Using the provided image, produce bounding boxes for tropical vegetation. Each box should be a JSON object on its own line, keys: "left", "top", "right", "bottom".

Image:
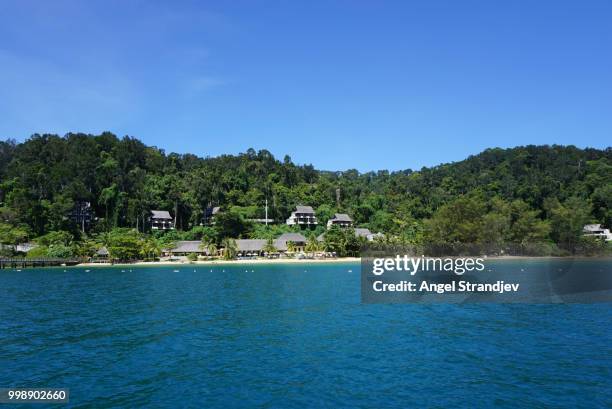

{"left": 0, "top": 132, "right": 610, "bottom": 259}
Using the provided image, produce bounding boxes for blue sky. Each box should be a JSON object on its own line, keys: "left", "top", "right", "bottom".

{"left": 0, "top": 0, "right": 610, "bottom": 171}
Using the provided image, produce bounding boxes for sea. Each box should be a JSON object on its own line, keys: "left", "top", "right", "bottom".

{"left": 1, "top": 260, "right": 610, "bottom": 408}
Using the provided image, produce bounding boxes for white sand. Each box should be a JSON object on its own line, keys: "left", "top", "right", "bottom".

{"left": 78, "top": 257, "right": 361, "bottom": 267}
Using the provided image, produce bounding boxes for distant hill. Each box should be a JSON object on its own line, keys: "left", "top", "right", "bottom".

{"left": 0, "top": 133, "right": 610, "bottom": 253}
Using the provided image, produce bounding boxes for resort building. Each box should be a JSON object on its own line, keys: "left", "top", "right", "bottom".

{"left": 236, "top": 239, "right": 268, "bottom": 257}
{"left": 327, "top": 213, "right": 353, "bottom": 229}
{"left": 150, "top": 210, "right": 174, "bottom": 230}
{"left": 276, "top": 232, "right": 307, "bottom": 252}
{"left": 583, "top": 224, "right": 612, "bottom": 241}
{"left": 163, "top": 241, "right": 209, "bottom": 257}
{"left": 286, "top": 206, "right": 318, "bottom": 227}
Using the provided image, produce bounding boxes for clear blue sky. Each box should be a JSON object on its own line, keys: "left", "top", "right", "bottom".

{"left": 0, "top": 0, "right": 610, "bottom": 171}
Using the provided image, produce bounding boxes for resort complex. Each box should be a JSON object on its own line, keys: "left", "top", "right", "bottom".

{"left": 0, "top": 136, "right": 609, "bottom": 264}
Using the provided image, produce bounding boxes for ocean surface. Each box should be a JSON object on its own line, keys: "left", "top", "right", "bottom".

{"left": 0, "top": 260, "right": 611, "bottom": 408}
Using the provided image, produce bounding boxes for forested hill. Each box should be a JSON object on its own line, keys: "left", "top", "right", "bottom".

{"left": 0, "top": 133, "right": 610, "bottom": 253}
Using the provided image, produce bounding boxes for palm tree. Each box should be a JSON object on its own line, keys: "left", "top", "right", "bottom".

{"left": 140, "top": 238, "right": 161, "bottom": 261}
{"left": 207, "top": 243, "right": 218, "bottom": 258}
{"left": 200, "top": 237, "right": 218, "bottom": 258}
{"left": 221, "top": 238, "right": 238, "bottom": 260}
{"left": 262, "top": 237, "right": 276, "bottom": 255}
{"left": 286, "top": 241, "right": 296, "bottom": 253}
{"left": 96, "top": 231, "right": 112, "bottom": 248}
{"left": 305, "top": 234, "right": 320, "bottom": 256}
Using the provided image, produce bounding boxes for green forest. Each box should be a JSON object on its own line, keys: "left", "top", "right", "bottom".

{"left": 0, "top": 132, "right": 610, "bottom": 258}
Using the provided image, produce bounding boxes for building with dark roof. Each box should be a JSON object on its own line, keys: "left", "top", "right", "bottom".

{"left": 236, "top": 239, "right": 268, "bottom": 256}
{"left": 286, "top": 206, "right": 317, "bottom": 227}
{"left": 276, "top": 232, "right": 307, "bottom": 252}
{"left": 327, "top": 213, "right": 353, "bottom": 229}
{"left": 163, "top": 241, "right": 208, "bottom": 256}
{"left": 150, "top": 210, "right": 174, "bottom": 230}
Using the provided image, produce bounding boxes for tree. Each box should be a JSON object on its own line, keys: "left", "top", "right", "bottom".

{"left": 323, "top": 226, "right": 346, "bottom": 255}
{"left": 140, "top": 238, "right": 161, "bottom": 261}
{"left": 0, "top": 133, "right": 609, "bottom": 255}
{"left": 305, "top": 233, "right": 320, "bottom": 255}
{"left": 591, "top": 185, "right": 612, "bottom": 228}
{"left": 47, "top": 244, "right": 74, "bottom": 258}
{"left": 35, "top": 231, "right": 74, "bottom": 247}
{"left": 106, "top": 228, "right": 142, "bottom": 261}
{"left": 286, "top": 241, "right": 296, "bottom": 253}
{"left": 508, "top": 200, "right": 550, "bottom": 246}
{"left": 0, "top": 223, "right": 28, "bottom": 246}
{"left": 547, "top": 197, "right": 592, "bottom": 253}
{"left": 214, "top": 209, "right": 252, "bottom": 239}
{"left": 221, "top": 238, "right": 238, "bottom": 260}
{"left": 425, "top": 195, "right": 486, "bottom": 244}
{"left": 99, "top": 184, "right": 118, "bottom": 229}
{"left": 200, "top": 237, "right": 218, "bottom": 257}
{"left": 262, "top": 237, "right": 277, "bottom": 254}
{"left": 343, "top": 230, "right": 362, "bottom": 257}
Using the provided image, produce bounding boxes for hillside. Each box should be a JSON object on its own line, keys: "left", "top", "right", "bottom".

{"left": 0, "top": 133, "right": 610, "bottom": 255}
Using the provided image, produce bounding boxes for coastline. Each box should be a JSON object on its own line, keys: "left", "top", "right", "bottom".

{"left": 78, "top": 257, "right": 362, "bottom": 267}
{"left": 76, "top": 255, "right": 612, "bottom": 267}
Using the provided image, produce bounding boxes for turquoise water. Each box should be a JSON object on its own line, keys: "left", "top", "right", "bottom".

{"left": 0, "top": 261, "right": 611, "bottom": 408}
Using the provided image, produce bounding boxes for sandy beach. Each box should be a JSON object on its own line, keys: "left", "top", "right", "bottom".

{"left": 78, "top": 257, "right": 362, "bottom": 267}
{"left": 76, "top": 255, "right": 611, "bottom": 268}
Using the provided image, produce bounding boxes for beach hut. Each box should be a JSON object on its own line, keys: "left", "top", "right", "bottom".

{"left": 92, "top": 246, "right": 109, "bottom": 263}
